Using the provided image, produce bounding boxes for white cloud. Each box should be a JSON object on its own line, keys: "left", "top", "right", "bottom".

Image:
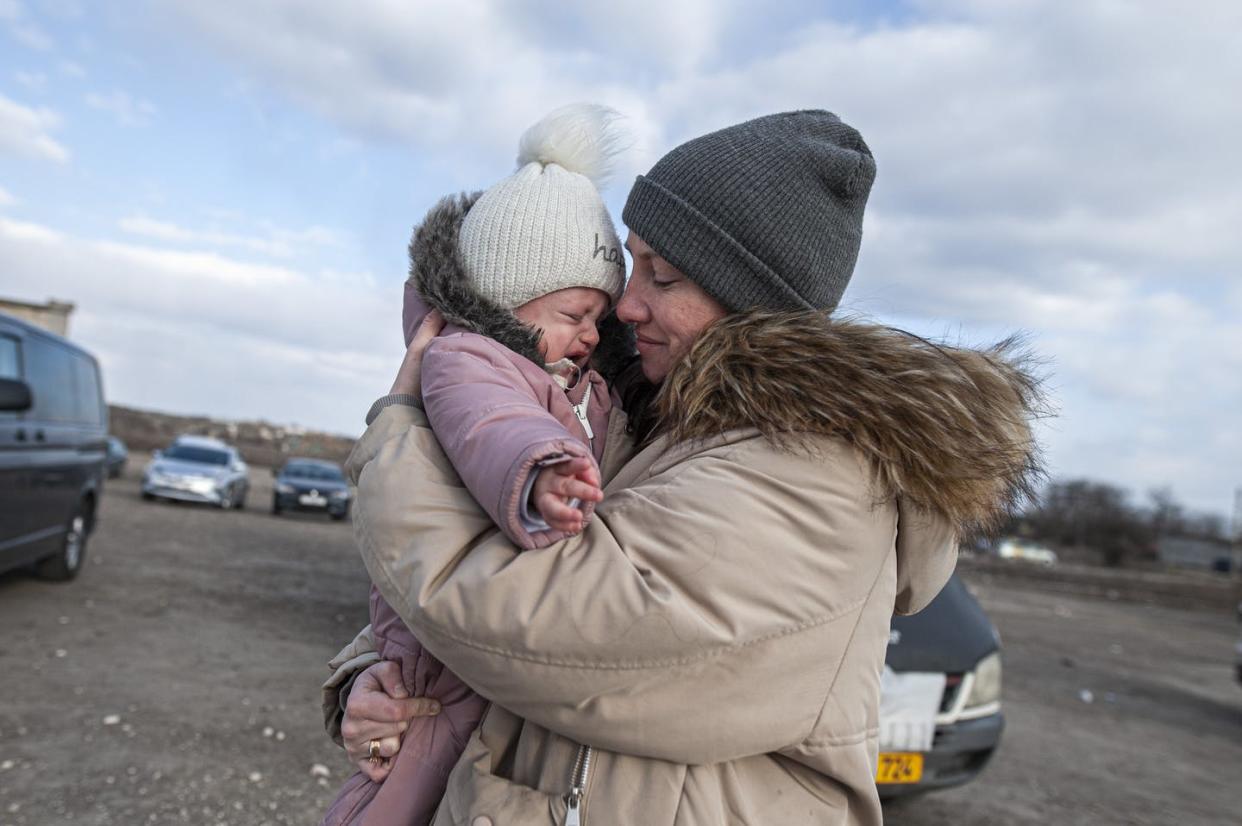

{"left": 0, "top": 216, "right": 399, "bottom": 435}
{"left": 66, "top": 0, "right": 1242, "bottom": 513}
{"left": 118, "top": 215, "right": 341, "bottom": 260}
{"left": 161, "top": 1, "right": 666, "bottom": 171}
{"left": 0, "top": 93, "right": 68, "bottom": 162}
{"left": 85, "top": 90, "right": 157, "bottom": 126}
{"left": 0, "top": 184, "right": 15, "bottom": 207}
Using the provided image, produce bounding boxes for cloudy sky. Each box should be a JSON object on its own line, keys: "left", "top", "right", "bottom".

{"left": 1, "top": 0, "right": 1238, "bottom": 517}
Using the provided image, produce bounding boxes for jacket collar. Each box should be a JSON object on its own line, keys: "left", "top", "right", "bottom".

{"left": 652, "top": 310, "right": 1047, "bottom": 533}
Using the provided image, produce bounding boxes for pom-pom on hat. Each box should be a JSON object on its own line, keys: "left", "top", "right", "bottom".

{"left": 458, "top": 104, "right": 628, "bottom": 310}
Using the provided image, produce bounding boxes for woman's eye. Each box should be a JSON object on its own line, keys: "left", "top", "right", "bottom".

{"left": 652, "top": 279, "right": 675, "bottom": 289}
{"left": 564, "top": 313, "right": 584, "bottom": 323}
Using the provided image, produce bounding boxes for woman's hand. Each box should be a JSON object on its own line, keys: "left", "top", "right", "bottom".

{"left": 341, "top": 661, "right": 441, "bottom": 782}
{"left": 532, "top": 456, "right": 603, "bottom": 534}
{"left": 389, "top": 310, "right": 446, "bottom": 397}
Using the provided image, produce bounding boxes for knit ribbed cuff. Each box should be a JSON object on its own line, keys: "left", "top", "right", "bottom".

{"left": 365, "top": 394, "right": 422, "bottom": 426}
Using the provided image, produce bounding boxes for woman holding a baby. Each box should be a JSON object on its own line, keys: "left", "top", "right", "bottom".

{"left": 321, "top": 106, "right": 1041, "bottom": 826}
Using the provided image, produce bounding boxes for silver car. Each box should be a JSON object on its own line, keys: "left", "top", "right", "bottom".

{"left": 141, "top": 435, "right": 250, "bottom": 510}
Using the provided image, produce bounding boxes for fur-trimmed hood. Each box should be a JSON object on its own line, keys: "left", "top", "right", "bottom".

{"left": 655, "top": 310, "right": 1047, "bottom": 534}
{"left": 404, "top": 192, "right": 635, "bottom": 379}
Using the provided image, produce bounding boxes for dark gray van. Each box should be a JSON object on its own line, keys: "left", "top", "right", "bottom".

{"left": 0, "top": 311, "right": 107, "bottom": 580}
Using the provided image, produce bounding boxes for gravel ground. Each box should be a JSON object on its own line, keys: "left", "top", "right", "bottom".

{"left": 1, "top": 456, "right": 1239, "bottom": 825}
{"left": 0, "top": 458, "right": 370, "bottom": 825}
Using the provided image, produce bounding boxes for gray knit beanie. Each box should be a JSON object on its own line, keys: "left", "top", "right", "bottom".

{"left": 622, "top": 110, "right": 875, "bottom": 313}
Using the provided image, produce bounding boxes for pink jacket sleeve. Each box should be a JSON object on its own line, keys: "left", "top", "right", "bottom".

{"left": 420, "top": 333, "right": 598, "bottom": 550}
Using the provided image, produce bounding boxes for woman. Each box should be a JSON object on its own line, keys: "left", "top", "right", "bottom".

{"left": 326, "top": 110, "right": 1042, "bottom": 825}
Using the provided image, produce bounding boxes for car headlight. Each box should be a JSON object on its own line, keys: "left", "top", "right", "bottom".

{"left": 330, "top": 489, "right": 350, "bottom": 499}
{"left": 276, "top": 483, "right": 295, "bottom": 494}
{"left": 964, "top": 651, "right": 1002, "bottom": 708}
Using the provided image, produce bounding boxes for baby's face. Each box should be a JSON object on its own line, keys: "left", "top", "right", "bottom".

{"left": 513, "top": 287, "right": 610, "bottom": 368}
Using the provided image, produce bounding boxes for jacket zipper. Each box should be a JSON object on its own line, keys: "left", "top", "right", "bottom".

{"left": 564, "top": 743, "right": 592, "bottom": 826}
{"left": 571, "top": 381, "right": 594, "bottom": 444}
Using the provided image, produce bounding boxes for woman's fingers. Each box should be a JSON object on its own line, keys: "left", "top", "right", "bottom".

{"left": 369, "top": 659, "right": 411, "bottom": 699}
{"left": 345, "top": 733, "right": 402, "bottom": 764}
{"left": 369, "top": 660, "right": 409, "bottom": 699}
{"left": 347, "top": 666, "right": 417, "bottom": 724}
{"left": 340, "top": 663, "right": 442, "bottom": 765}
{"left": 358, "top": 758, "right": 391, "bottom": 783}
{"left": 341, "top": 697, "right": 440, "bottom": 742}
{"left": 350, "top": 733, "right": 402, "bottom": 782}
{"left": 341, "top": 716, "right": 406, "bottom": 747}
{"left": 388, "top": 310, "right": 446, "bottom": 396}
{"left": 414, "top": 309, "right": 445, "bottom": 344}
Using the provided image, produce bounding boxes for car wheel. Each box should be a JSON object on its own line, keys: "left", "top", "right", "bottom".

{"left": 234, "top": 487, "right": 247, "bottom": 511}
{"left": 35, "top": 505, "right": 89, "bottom": 582}
{"left": 141, "top": 491, "right": 155, "bottom": 501}
{"left": 271, "top": 498, "right": 282, "bottom": 516}
{"left": 219, "top": 486, "right": 234, "bottom": 510}
{"left": 331, "top": 505, "right": 349, "bottom": 522}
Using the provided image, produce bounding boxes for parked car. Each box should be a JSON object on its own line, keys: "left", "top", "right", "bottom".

{"left": 141, "top": 435, "right": 249, "bottom": 509}
{"left": 878, "top": 574, "right": 1003, "bottom": 797}
{"left": 996, "top": 537, "right": 1058, "bottom": 566}
{"left": 0, "top": 311, "right": 107, "bottom": 581}
{"left": 272, "top": 458, "right": 351, "bottom": 520}
{"left": 105, "top": 435, "right": 128, "bottom": 478}
{"left": 1235, "top": 600, "right": 1242, "bottom": 686}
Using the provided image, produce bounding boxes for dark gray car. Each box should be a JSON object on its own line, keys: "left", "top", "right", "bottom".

{"left": 271, "top": 458, "right": 351, "bottom": 520}
{"left": 0, "top": 311, "right": 107, "bottom": 581}
{"left": 105, "top": 435, "right": 128, "bottom": 478}
{"left": 879, "top": 574, "right": 1004, "bottom": 797}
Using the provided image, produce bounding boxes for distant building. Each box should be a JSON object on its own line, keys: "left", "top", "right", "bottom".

{"left": 0, "top": 297, "right": 75, "bottom": 337}
{"left": 1158, "top": 536, "right": 1234, "bottom": 573}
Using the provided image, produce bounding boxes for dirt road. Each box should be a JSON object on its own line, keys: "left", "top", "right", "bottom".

{"left": 1, "top": 460, "right": 1239, "bottom": 824}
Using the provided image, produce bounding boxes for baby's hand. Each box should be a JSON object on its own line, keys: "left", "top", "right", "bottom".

{"left": 532, "top": 456, "right": 603, "bottom": 534}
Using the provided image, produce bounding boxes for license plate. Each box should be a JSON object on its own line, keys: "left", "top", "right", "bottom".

{"left": 299, "top": 494, "right": 326, "bottom": 506}
{"left": 876, "top": 752, "right": 924, "bottom": 784}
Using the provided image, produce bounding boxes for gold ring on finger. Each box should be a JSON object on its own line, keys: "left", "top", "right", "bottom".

{"left": 368, "top": 739, "right": 382, "bottom": 765}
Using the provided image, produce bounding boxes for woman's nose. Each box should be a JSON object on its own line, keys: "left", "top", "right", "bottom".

{"left": 616, "top": 289, "right": 645, "bottom": 324}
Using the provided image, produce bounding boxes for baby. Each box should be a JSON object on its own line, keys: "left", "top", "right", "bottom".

{"left": 323, "top": 104, "right": 629, "bottom": 826}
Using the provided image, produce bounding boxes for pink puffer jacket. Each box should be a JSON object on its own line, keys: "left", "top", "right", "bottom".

{"left": 322, "top": 285, "right": 612, "bottom": 826}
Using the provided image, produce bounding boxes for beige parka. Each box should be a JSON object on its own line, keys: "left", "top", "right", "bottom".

{"left": 326, "top": 310, "right": 1043, "bottom": 826}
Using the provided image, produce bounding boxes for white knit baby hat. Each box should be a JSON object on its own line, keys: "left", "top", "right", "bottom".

{"left": 458, "top": 103, "right": 628, "bottom": 310}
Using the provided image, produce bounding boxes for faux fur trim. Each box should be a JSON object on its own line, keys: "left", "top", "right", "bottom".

{"left": 655, "top": 310, "right": 1048, "bottom": 533}
{"left": 409, "top": 192, "right": 544, "bottom": 366}
{"left": 407, "top": 192, "right": 635, "bottom": 376}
